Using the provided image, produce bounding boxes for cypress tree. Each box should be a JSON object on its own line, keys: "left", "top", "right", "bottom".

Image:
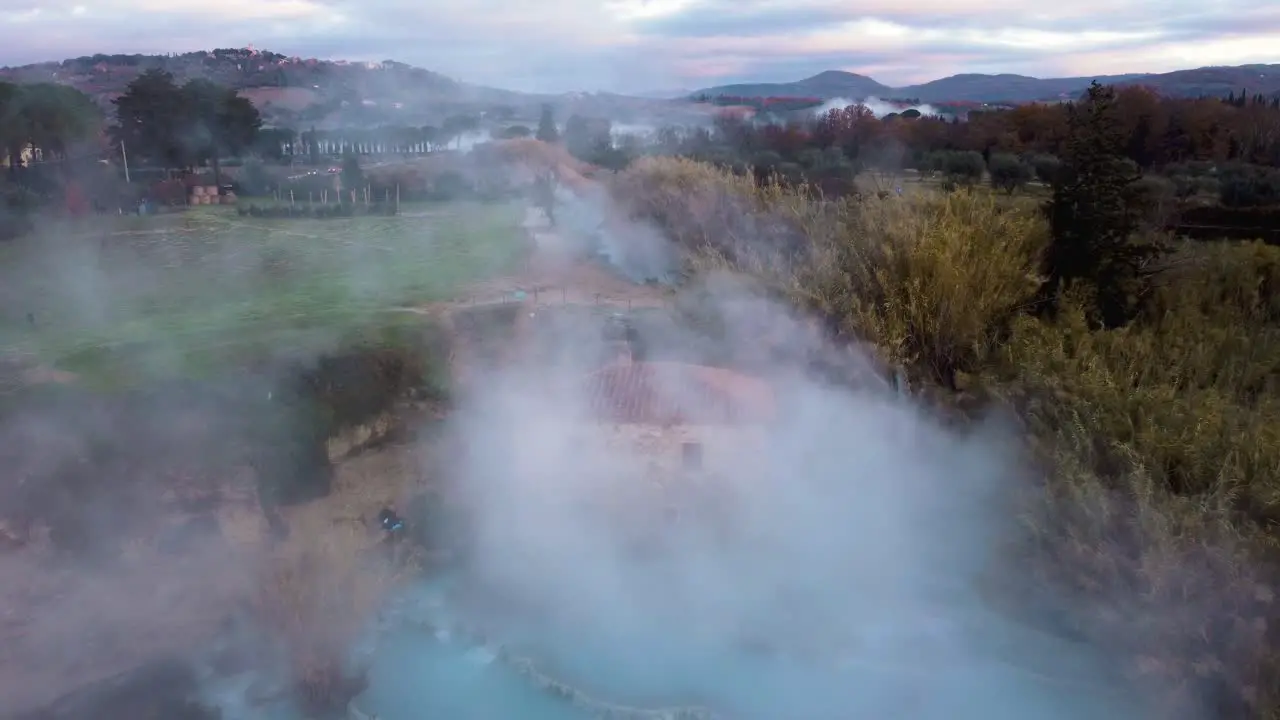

{"left": 1043, "top": 81, "right": 1165, "bottom": 328}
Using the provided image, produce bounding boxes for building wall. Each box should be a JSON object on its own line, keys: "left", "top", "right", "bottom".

{"left": 592, "top": 423, "right": 768, "bottom": 482}
{"left": 571, "top": 422, "right": 770, "bottom": 542}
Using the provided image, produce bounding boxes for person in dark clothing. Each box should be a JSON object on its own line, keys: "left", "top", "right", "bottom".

{"left": 377, "top": 507, "right": 408, "bottom": 564}
{"left": 378, "top": 507, "right": 405, "bottom": 539}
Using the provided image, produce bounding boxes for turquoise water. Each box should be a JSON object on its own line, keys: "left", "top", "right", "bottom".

{"left": 355, "top": 578, "right": 1143, "bottom": 720}
{"left": 361, "top": 624, "right": 583, "bottom": 720}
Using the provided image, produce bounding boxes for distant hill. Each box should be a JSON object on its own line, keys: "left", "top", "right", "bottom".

{"left": 694, "top": 64, "right": 1280, "bottom": 103}
{"left": 0, "top": 48, "right": 534, "bottom": 128}
{"left": 694, "top": 71, "right": 892, "bottom": 102}
{"left": 0, "top": 48, "right": 708, "bottom": 129}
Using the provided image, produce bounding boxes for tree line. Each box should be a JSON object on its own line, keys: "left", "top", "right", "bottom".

{"left": 0, "top": 81, "right": 101, "bottom": 174}
{"left": 662, "top": 84, "right": 1280, "bottom": 210}
{"left": 110, "top": 68, "right": 262, "bottom": 182}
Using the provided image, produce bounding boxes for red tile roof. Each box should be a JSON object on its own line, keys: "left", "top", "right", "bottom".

{"left": 582, "top": 361, "right": 775, "bottom": 425}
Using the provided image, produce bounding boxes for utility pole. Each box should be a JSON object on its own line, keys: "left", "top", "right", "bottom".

{"left": 120, "top": 141, "right": 131, "bottom": 183}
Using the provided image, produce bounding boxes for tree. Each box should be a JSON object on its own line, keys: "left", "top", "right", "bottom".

{"left": 305, "top": 126, "right": 321, "bottom": 166}
{"left": 442, "top": 114, "right": 479, "bottom": 150}
{"left": 254, "top": 127, "right": 296, "bottom": 161}
{"left": 1, "top": 81, "right": 101, "bottom": 178}
{"left": 1043, "top": 82, "right": 1164, "bottom": 328}
{"left": 1027, "top": 153, "right": 1062, "bottom": 184}
{"left": 239, "top": 159, "right": 274, "bottom": 196}
{"left": 925, "top": 150, "right": 984, "bottom": 187}
{"left": 535, "top": 104, "right": 559, "bottom": 143}
{"left": 340, "top": 150, "right": 363, "bottom": 196}
{"left": 563, "top": 114, "right": 591, "bottom": 157}
{"left": 111, "top": 70, "right": 261, "bottom": 179}
{"left": 420, "top": 126, "right": 439, "bottom": 152}
{"left": 179, "top": 78, "right": 262, "bottom": 184}
{"left": 111, "top": 69, "right": 188, "bottom": 169}
{"left": 987, "top": 152, "right": 1033, "bottom": 194}
{"left": 498, "top": 125, "right": 532, "bottom": 139}
{"left": 563, "top": 114, "right": 613, "bottom": 162}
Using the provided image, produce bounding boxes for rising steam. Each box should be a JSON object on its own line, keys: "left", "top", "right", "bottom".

{"left": 817, "top": 96, "right": 943, "bottom": 118}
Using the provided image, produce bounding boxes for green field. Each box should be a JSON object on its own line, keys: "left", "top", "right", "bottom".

{"left": 0, "top": 201, "right": 527, "bottom": 386}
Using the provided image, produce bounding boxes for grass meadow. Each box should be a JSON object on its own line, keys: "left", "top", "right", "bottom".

{"left": 0, "top": 201, "right": 525, "bottom": 387}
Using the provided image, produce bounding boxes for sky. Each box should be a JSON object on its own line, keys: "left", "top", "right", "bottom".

{"left": 1, "top": 0, "right": 1279, "bottom": 93}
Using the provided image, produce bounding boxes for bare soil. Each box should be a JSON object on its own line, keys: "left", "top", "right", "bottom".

{"left": 0, "top": 435, "right": 430, "bottom": 717}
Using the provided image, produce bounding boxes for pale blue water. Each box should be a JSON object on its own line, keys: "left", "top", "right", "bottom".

{"left": 355, "top": 578, "right": 1144, "bottom": 720}
{"left": 361, "top": 624, "right": 583, "bottom": 720}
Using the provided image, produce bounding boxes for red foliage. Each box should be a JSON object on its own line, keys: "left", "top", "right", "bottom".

{"left": 812, "top": 103, "right": 879, "bottom": 148}
{"left": 761, "top": 123, "right": 811, "bottom": 155}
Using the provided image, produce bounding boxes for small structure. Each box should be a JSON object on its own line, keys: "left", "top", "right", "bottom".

{"left": 578, "top": 349, "right": 776, "bottom": 513}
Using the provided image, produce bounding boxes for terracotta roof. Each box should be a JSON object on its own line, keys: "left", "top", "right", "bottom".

{"left": 582, "top": 361, "right": 775, "bottom": 425}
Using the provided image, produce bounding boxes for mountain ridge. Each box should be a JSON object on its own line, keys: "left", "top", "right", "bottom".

{"left": 693, "top": 64, "right": 1280, "bottom": 103}
{"left": 3, "top": 48, "right": 1279, "bottom": 126}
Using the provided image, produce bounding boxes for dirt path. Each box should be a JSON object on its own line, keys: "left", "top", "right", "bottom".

{"left": 394, "top": 203, "right": 673, "bottom": 383}
{"left": 401, "top": 206, "right": 671, "bottom": 316}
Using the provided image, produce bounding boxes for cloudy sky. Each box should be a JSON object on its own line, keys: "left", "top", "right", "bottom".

{"left": 1, "top": 0, "right": 1279, "bottom": 92}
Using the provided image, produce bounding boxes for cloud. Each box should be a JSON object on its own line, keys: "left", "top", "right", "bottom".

{"left": 0, "top": 0, "right": 1278, "bottom": 92}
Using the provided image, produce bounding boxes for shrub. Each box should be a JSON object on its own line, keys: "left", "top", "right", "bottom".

{"left": 1219, "top": 163, "right": 1280, "bottom": 208}
{"left": 238, "top": 159, "right": 275, "bottom": 197}
{"left": 987, "top": 152, "right": 1033, "bottom": 194}
{"left": 795, "top": 190, "right": 1048, "bottom": 388}
{"left": 995, "top": 242, "right": 1280, "bottom": 717}
{"left": 1027, "top": 153, "right": 1062, "bottom": 184}
{"left": 252, "top": 512, "right": 399, "bottom": 715}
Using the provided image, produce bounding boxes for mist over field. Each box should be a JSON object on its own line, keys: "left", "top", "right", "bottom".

{"left": 818, "top": 96, "right": 944, "bottom": 118}
{"left": 6, "top": 38, "right": 1266, "bottom": 720}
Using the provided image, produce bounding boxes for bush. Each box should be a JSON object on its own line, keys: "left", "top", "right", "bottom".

{"left": 796, "top": 190, "right": 1048, "bottom": 388}
{"left": 987, "top": 152, "right": 1033, "bottom": 194}
{"left": 1219, "top": 163, "right": 1280, "bottom": 208}
{"left": 923, "top": 149, "right": 985, "bottom": 187}
{"left": 253, "top": 512, "right": 398, "bottom": 715}
{"left": 238, "top": 159, "right": 275, "bottom": 197}
{"left": 1027, "top": 153, "right": 1062, "bottom": 184}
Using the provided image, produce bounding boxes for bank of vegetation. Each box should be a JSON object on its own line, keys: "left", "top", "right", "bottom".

{"left": 611, "top": 83, "right": 1280, "bottom": 719}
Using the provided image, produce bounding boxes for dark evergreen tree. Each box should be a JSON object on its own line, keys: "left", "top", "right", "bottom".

{"left": 535, "top": 103, "right": 559, "bottom": 143}
{"left": 1043, "top": 81, "right": 1166, "bottom": 328}
{"left": 307, "top": 126, "right": 321, "bottom": 165}
{"left": 110, "top": 69, "right": 188, "bottom": 169}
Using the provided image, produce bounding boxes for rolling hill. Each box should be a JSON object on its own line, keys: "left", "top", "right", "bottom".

{"left": 694, "top": 64, "right": 1280, "bottom": 103}
{"left": 6, "top": 47, "right": 1278, "bottom": 128}
{"left": 0, "top": 48, "right": 702, "bottom": 128}
{"left": 0, "top": 48, "right": 533, "bottom": 127}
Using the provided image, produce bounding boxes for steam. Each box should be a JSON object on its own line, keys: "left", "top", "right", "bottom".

{"left": 817, "top": 96, "right": 942, "bottom": 118}
{"left": 0, "top": 94, "right": 1193, "bottom": 720}
{"left": 358, "top": 256, "right": 1153, "bottom": 718}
